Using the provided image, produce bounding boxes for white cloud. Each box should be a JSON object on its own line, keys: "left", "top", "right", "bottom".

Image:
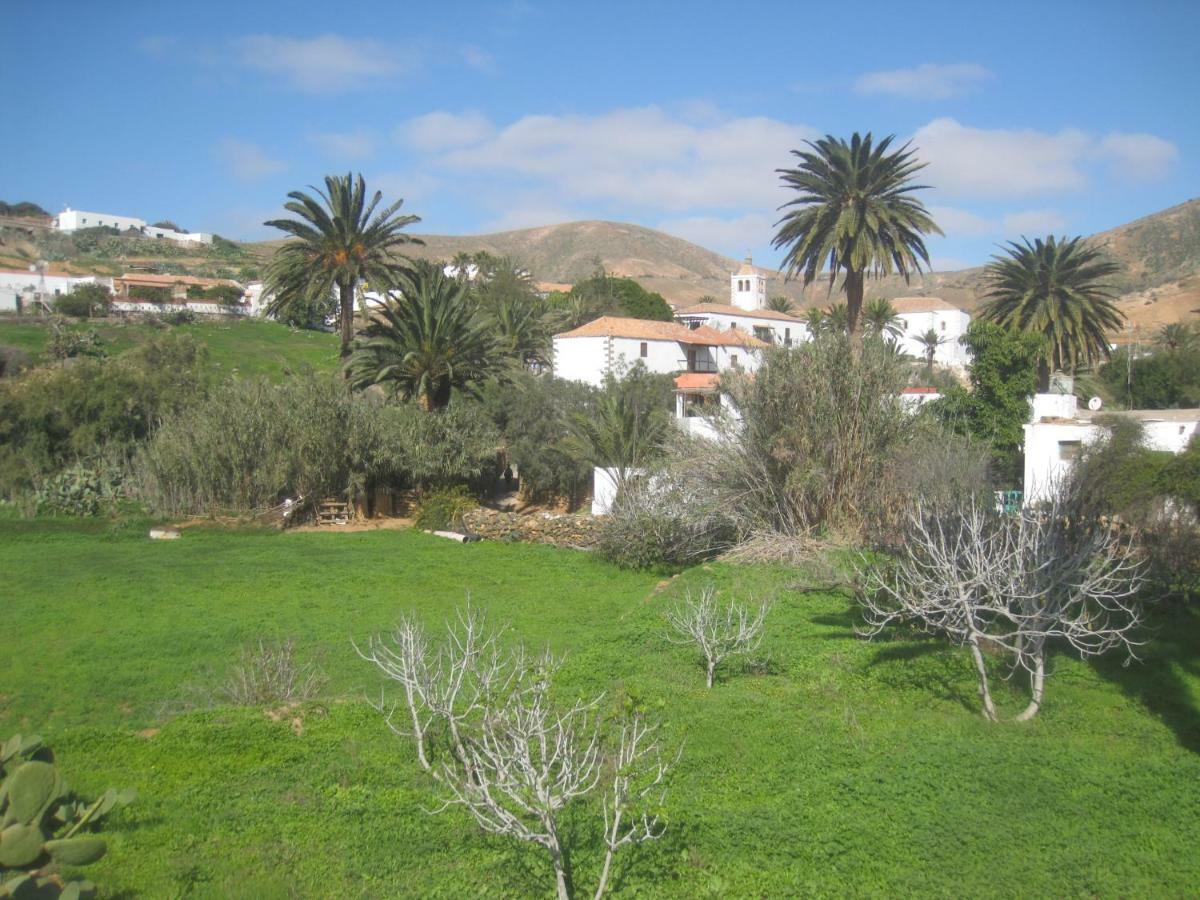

{"left": 461, "top": 45, "right": 496, "bottom": 74}
{"left": 397, "top": 111, "right": 495, "bottom": 152}
{"left": 914, "top": 118, "right": 1092, "bottom": 196}
{"left": 1097, "top": 132, "right": 1178, "bottom": 181}
{"left": 656, "top": 213, "right": 775, "bottom": 255}
{"left": 855, "top": 63, "right": 993, "bottom": 100}
{"left": 928, "top": 205, "right": 995, "bottom": 238}
{"left": 308, "top": 130, "right": 377, "bottom": 160}
{"left": 1002, "top": 208, "right": 1067, "bottom": 236}
{"left": 401, "top": 106, "right": 815, "bottom": 212}
{"left": 912, "top": 118, "right": 1179, "bottom": 198}
{"left": 214, "top": 138, "right": 287, "bottom": 182}
{"left": 368, "top": 171, "right": 441, "bottom": 207}
{"left": 232, "top": 34, "right": 409, "bottom": 93}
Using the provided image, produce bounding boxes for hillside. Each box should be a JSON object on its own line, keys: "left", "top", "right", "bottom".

{"left": 5, "top": 198, "right": 1198, "bottom": 335}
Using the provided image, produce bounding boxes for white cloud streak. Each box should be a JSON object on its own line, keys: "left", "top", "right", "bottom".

{"left": 232, "top": 34, "right": 410, "bottom": 93}
{"left": 214, "top": 138, "right": 287, "bottom": 182}
{"left": 308, "top": 130, "right": 377, "bottom": 160}
{"left": 1096, "top": 132, "right": 1179, "bottom": 181}
{"left": 855, "top": 63, "right": 993, "bottom": 99}
{"left": 398, "top": 106, "right": 815, "bottom": 211}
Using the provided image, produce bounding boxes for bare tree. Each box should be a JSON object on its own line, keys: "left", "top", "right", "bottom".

{"left": 857, "top": 498, "right": 1145, "bottom": 721}
{"left": 857, "top": 501, "right": 1021, "bottom": 720}
{"left": 359, "top": 605, "right": 679, "bottom": 899}
{"left": 1004, "top": 505, "right": 1146, "bottom": 720}
{"left": 355, "top": 602, "right": 513, "bottom": 771}
{"left": 666, "top": 585, "right": 772, "bottom": 688}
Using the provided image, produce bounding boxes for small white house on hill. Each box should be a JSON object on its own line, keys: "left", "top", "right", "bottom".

{"left": 1022, "top": 393, "right": 1200, "bottom": 504}
{"left": 55, "top": 208, "right": 213, "bottom": 245}
{"left": 552, "top": 315, "right": 767, "bottom": 387}
{"left": 892, "top": 297, "right": 971, "bottom": 368}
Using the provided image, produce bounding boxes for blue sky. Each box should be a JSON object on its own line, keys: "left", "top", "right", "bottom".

{"left": 2, "top": 0, "right": 1196, "bottom": 271}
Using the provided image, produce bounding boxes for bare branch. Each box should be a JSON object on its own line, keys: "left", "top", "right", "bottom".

{"left": 666, "top": 585, "right": 772, "bottom": 688}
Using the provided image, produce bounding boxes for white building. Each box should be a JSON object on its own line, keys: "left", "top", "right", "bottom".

{"left": 892, "top": 297, "right": 971, "bottom": 368}
{"left": 0, "top": 268, "right": 108, "bottom": 313}
{"left": 1022, "top": 393, "right": 1200, "bottom": 504}
{"left": 55, "top": 208, "right": 213, "bottom": 245}
{"left": 552, "top": 315, "right": 767, "bottom": 388}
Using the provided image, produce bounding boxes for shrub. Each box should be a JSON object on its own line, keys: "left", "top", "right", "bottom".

{"left": 221, "top": 639, "right": 327, "bottom": 706}
{"left": 54, "top": 283, "right": 112, "bottom": 318}
{"left": 47, "top": 322, "right": 105, "bottom": 359}
{"left": 161, "top": 308, "right": 197, "bottom": 325}
{"left": 0, "top": 345, "right": 32, "bottom": 378}
{"left": 598, "top": 465, "right": 735, "bottom": 569}
{"left": 135, "top": 377, "right": 500, "bottom": 517}
{"left": 33, "top": 463, "right": 120, "bottom": 517}
{"left": 128, "top": 285, "right": 170, "bottom": 303}
{"left": 0, "top": 333, "right": 207, "bottom": 500}
{"left": 414, "top": 486, "right": 477, "bottom": 531}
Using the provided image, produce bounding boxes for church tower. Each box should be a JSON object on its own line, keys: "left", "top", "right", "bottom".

{"left": 730, "top": 254, "right": 767, "bottom": 311}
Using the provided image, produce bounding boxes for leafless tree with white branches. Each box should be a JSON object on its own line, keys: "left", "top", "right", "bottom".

{"left": 857, "top": 497, "right": 1145, "bottom": 721}
{"left": 358, "top": 604, "right": 679, "bottom": 899}
{"left": 666, "top": 585, "right": 772, "bottom": 688}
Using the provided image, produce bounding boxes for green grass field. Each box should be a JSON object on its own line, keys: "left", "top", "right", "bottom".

{"left": 2, "top": 516, "right": 1199, "bottom": 897}
{"left": 0, "top": 317, "right": 341, "bottom": 380}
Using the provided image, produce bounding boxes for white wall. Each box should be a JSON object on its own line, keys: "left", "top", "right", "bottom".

{"left": 896, "top": 309, "right": 971, "bottom": 367}
{"left": 553, "top": 335, "right": 611, "bottom": 386}
{"left": 554, "top": 333, "right": 762, "bottom": 386}
{"left": 683, "top": 311, "right": 806, "bottom": 346}
{"left": 730, "top": 271, "right": 767, "bottom": 311}
{"left": 56, "top": 209, "right": 145, "bottom": 232}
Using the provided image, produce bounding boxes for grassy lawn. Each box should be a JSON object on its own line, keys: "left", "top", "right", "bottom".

{"left": 0, "top": 317, "right": 340, "bottom": 380}
{"left": 2, "top": 516, "right": 1198, "bottom": 897}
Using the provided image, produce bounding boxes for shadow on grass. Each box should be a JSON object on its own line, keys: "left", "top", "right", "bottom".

{"left": 866, "top": 640, "right": 982, "bottom": 714}
{"left": 1089, "top": 604, "right": 1200, "bottom": 754}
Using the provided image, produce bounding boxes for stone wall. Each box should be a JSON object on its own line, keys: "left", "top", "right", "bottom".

{"left": 462, "top": 508, "right": 601, "bottom": 549}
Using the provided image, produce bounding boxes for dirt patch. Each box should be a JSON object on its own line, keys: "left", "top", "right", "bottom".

{"left": 137, "top": 728, "right": 159, "bottom": 739}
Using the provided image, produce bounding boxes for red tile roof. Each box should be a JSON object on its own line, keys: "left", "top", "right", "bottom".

{"left": 675, "top": 303, "right": 800, "bottom": 323}
{"left": 555, "top": 315, "right": 768, "bottom": 348}
{"left": 675, "top": 372, "right": 721, "bottom": 391}
{"left": 892, "top": 297, "right": 960, "bottom": 313}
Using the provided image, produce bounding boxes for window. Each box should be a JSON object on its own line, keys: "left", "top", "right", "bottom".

{"left": 82, "top": 218, "right": 88, "bottom": 224}
{"left": 940, "top": 320, "right": 946, "bottom": 331}
{"left": 1058, "top": 440, "right": 1081, "bottom": 461}
{"left": 730, "top": 353, "right": 739, "bottom": 368}
{"left": 639, "top": 341, "right": 648, "bottom": 358}
{"left": 784, "top": 327, "right": 791, "bottom": 345}
{"left": 754, "top": 326, "right": 771, "bottom": 342}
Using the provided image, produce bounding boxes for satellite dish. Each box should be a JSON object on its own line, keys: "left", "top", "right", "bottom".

{"left": 1088, "top": 396, "right": 1103, "bottom": 411}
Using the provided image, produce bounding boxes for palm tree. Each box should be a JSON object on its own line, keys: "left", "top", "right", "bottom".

{"left": 347, "top": 262, "right": 494, "bottom": 410}
{"left": 264, "top": 173, "right": 422, "bottom": 357}
{"left": 803, "top": 307, "right": 828, "bottom": 337}
{"left": 696, "top": 295, "right": 720, "bottom": 306}
{"left": 766, "top": 295, "right": 797, "bottom": 314}
{"left": 915, "top": 327, "right": 946, "bottom": 376}
{"left": 773, "top": 132, "right": 940, "bottom": 335}
{"left": 563, "top": 370, "right": 670, "bottom": 494}
{"left": 862, "top": 297, "right": 904, "bottom": 340}
{"left": 488, "top": 294, "right": 551, "bottom": 370}
{"left": 1156, "top": 322, "right": 1196, "bottom": 353}
{"left": 825, "top": 303, "right": 849, "bottom": 335}
{"left": 979, "top": 235, "right": 1124, "bottom": 390}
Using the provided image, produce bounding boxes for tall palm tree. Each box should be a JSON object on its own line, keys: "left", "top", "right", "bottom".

{"left": 825, "top": 303, "right": 849, "bottom": 335}
{"left": 347, "top": 262, "right": 494, "bottom": 410}
{"left": 979, "top": 235, "right": 1124, "bottom": 390}
{"left": 264, "top": 173, "right": 422, "bottom": 357}
{"left": 766, "top": 295, "right": 797, "bottom": 314}
{"left": 488, "top": 294, "right": 551, "bottom": 370}
{"left": 1156, "top": 322, "right": 1196, "bottom": 354}
{"left": 773, "top": 132, "right": 941, "bottom": 335}
{"left": 563, "top": 372, "right": 670, "bottom": 494}
{"left": 915, "top": 327, "right": 945, "bottom": 375}
{"left": 862, "top": 297, "right": 904, "bottom": 340}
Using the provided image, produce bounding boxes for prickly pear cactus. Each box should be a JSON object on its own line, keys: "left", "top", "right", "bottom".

{"left": 0, "top": 734, "right": 135, "bottom": 899}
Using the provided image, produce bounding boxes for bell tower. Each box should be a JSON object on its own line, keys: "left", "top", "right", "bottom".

{"left": 730, "top": 254, "right": 767, "bottom": 311}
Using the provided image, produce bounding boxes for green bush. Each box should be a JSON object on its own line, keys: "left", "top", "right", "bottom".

{"left": 54, "top": 283, "right": 112, "bottom": 318}
{"left": 0, "top": 333, "right": 207, "bottom": 500}
{"left": 0, "top": 345, "right": 32, "bottom": 378}
{"left": 414, "top": 486, "right": 478, "bottom": 531}
{"left": 33, "top": 463, "right": 120, "bottom": 517}
{"left": 135, "top": 378, "right": 500, "bottom": 517}
{"left": 129, "top": 285, "right": 170, "bottom": 303}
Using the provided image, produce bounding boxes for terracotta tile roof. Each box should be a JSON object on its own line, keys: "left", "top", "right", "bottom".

{"left": 892, "top": 296, "right": 960, "bottom": 314}
{"left": 116, "top": 273, "right": 241, "bottom": 288}
{"left": 554, "top": 316, "right": 768, "bottom": 348}
{"left": 687, "top": 324, "right": 770, "bottom": 348}
{"left": 676, "top": 303, "right": 800, "bottom": 323}
{"left": 902, "top": 387, "right": 940, "bottom": 394}
{"left": 674, "top": 372, "right": 721, "bottom": 391}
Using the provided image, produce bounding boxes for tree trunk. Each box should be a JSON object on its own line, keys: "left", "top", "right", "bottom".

{"left": 705, "top": 659, "right": 715, "bottom": 689}
{"left": 546, "top": 828, "right": 572, "bottom": 900}
{"left": 1014, "top": 648, "right": 1045, "bottom": 722}
{"left": 594, "top": 810, "right": 622, "bottom": 900}
{"left": 967, "top": 634, "right": 998, "bottom": 722}
{"left": 1037, "top": 356, "right": 1050, "bottom": 393}
{"left": 844, "top": 268, "right": 864, "bottom": 336}
{"left": 338, "top": 278, "right": 354, "bottom": 358}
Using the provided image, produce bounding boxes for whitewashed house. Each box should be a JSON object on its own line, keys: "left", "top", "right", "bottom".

{"left": 552, "top": 316, "right": 766, "bottom": 388}
{"left": 55, "top": 208, "right": 213, "bottom": 245}
{"left": 0, "top": 269, "right": 109, "bottom": 313}
{"left": 892, "top": 297, "right": 971, "bottom": 368}
{"left": 1022, "top": 393, "right": 1200, "bottom": 504}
